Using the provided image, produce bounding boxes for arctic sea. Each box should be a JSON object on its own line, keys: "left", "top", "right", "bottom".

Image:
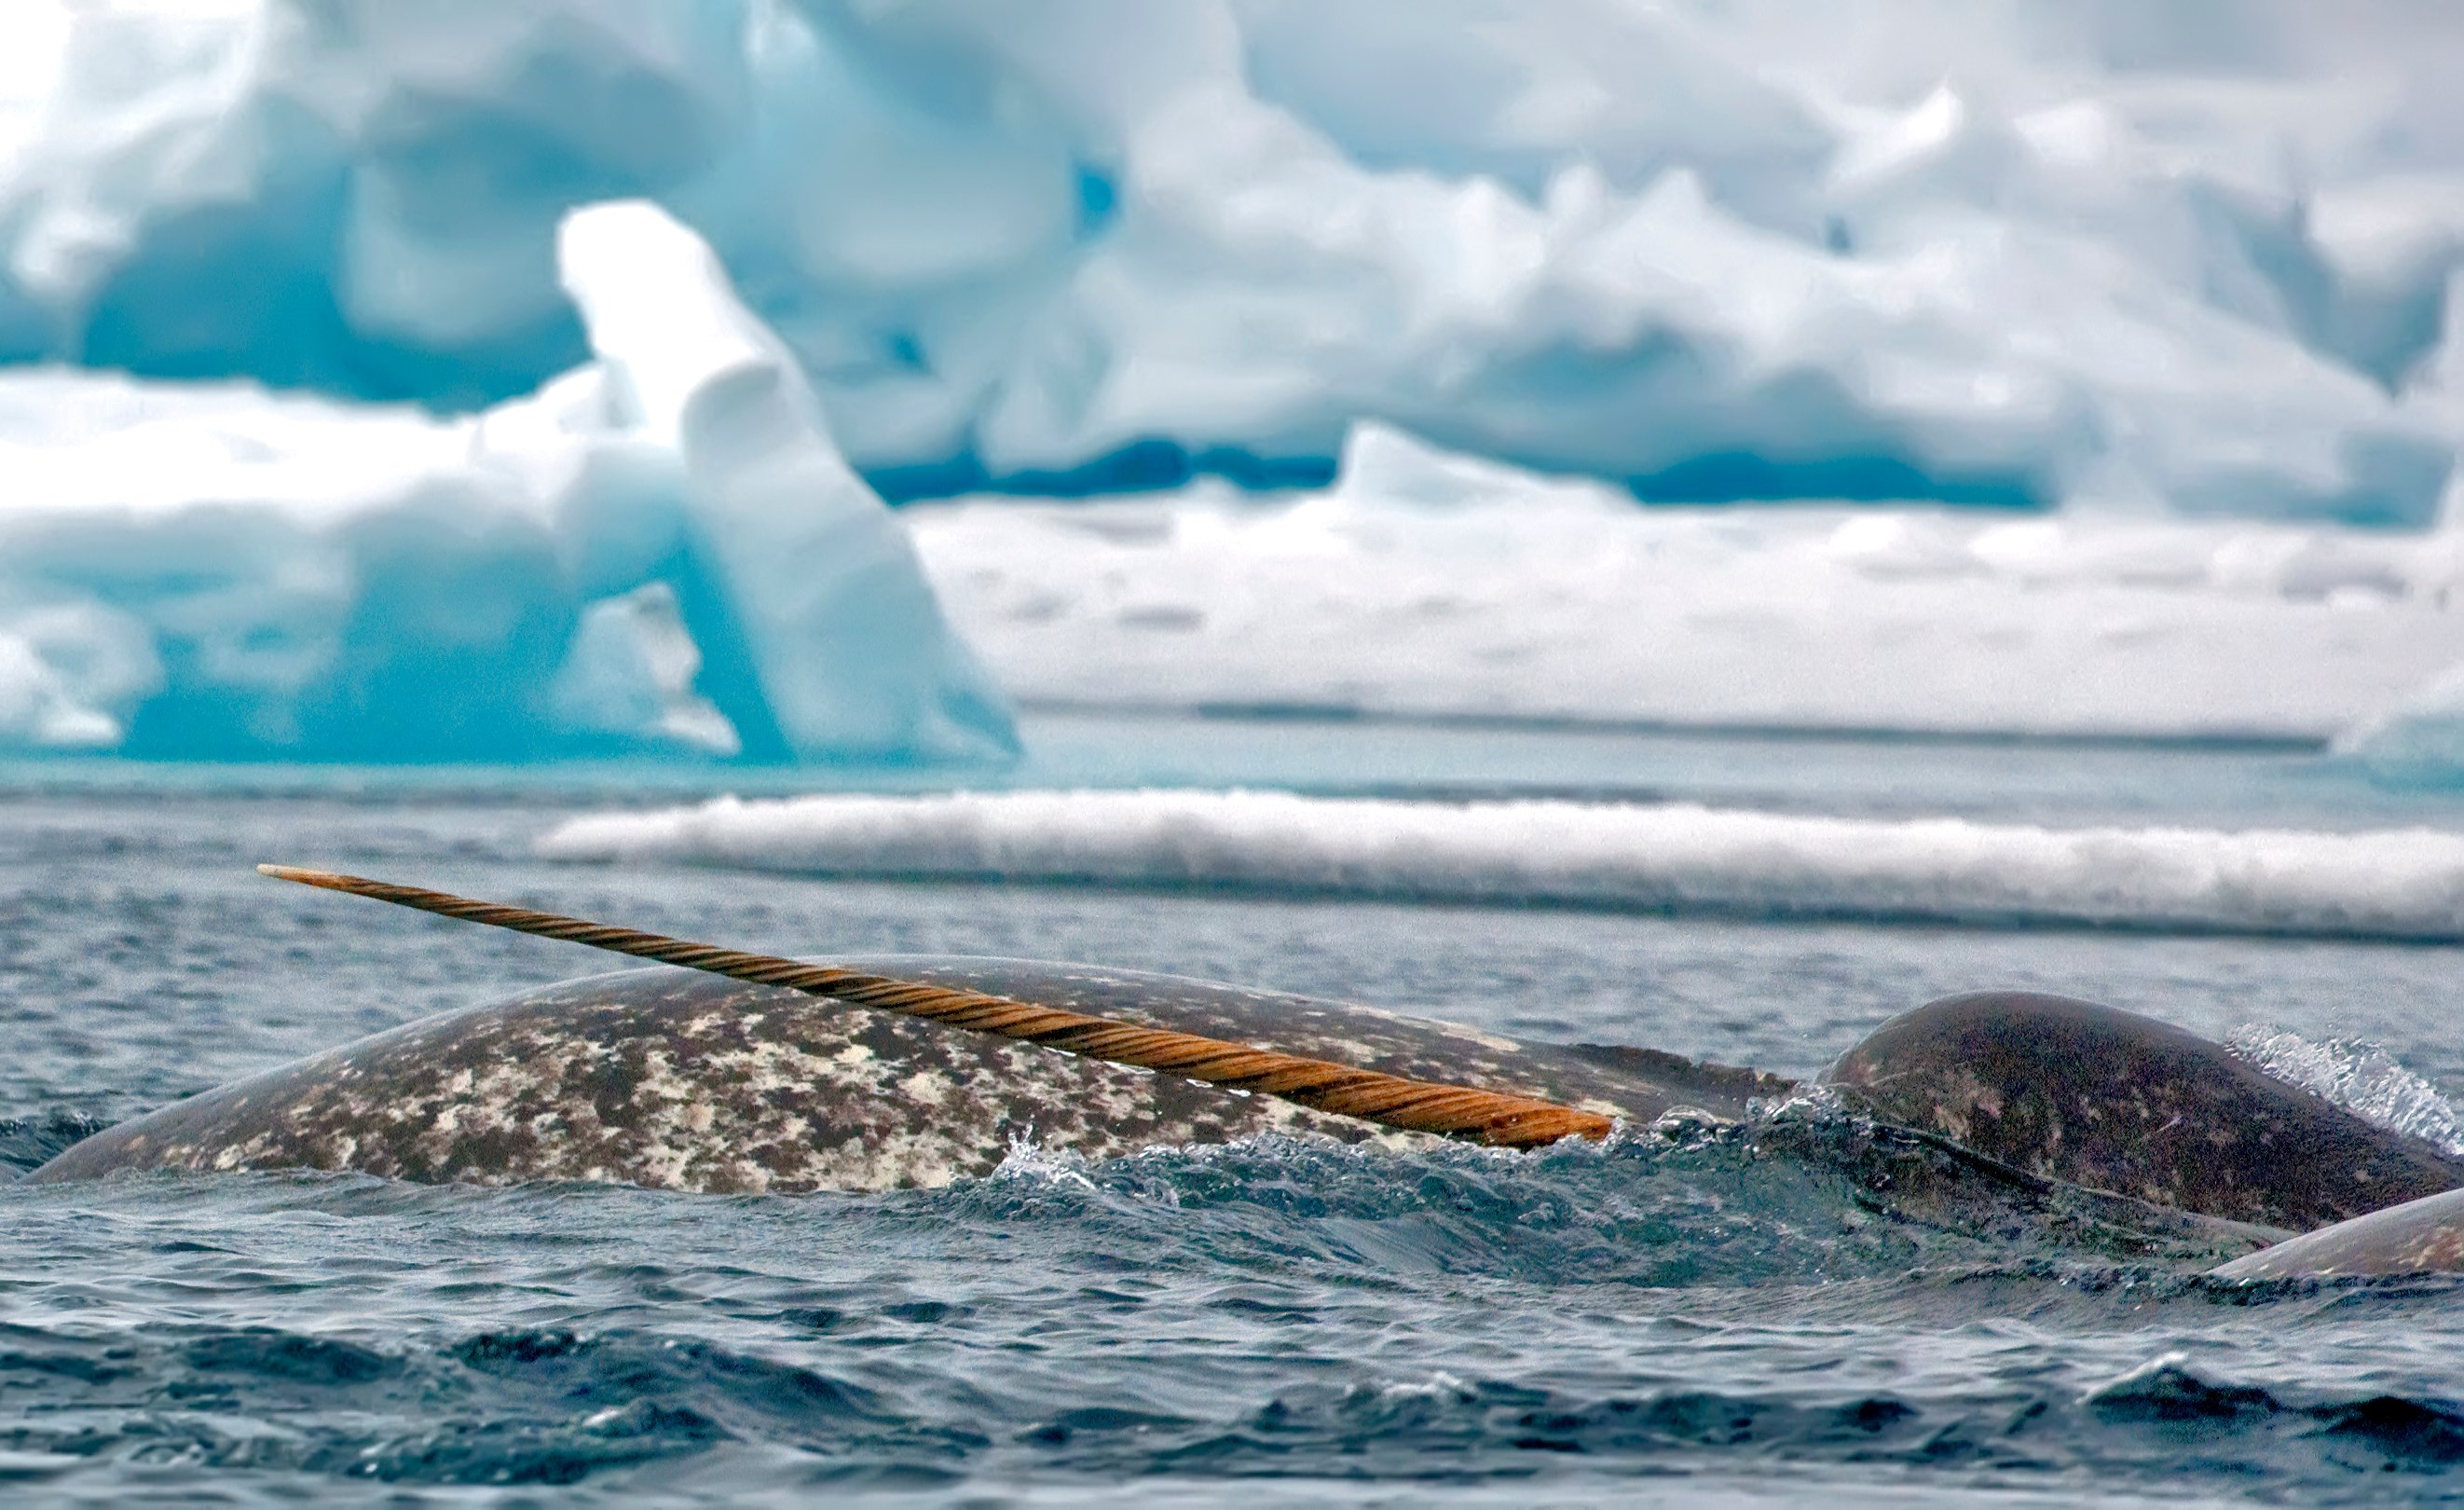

{"left": 6, "top": 709, "right": 2464, "bottom": 1507}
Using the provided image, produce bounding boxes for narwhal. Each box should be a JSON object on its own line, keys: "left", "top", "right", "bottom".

{"left": 26, "top": 867, "right": 2464, "bottom": 1278}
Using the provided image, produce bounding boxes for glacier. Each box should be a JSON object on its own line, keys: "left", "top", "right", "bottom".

{"left": 0, "top": 200, "right": 1015, "bottom": 762}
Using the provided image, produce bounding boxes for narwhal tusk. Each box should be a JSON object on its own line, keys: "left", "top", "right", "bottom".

{"left": 255, "top": 864, "right": 1615, "bottom": 1150}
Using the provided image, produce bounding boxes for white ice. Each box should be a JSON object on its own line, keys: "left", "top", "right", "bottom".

{"left": 2338, "top": 661, "right": 2464, "bottom": 788}
{"left": 539, "top": 788, "right": 2464, "bottom": 942}
{"left": 6, "top": 4, "right": 2464, "bottom": 761}
{"left": 1, "top": 1, "right": 2461, "bottom": 523}
{"left": 0, "top": 201, "right": 1013, "bottom": 762}
{"left": 910, "top": 422, "right": 2464, "bottom": 743}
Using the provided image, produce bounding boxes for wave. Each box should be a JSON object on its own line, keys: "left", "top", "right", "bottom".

{"left": 538, "top": 789, "right": 2464, "bottom": 941}
{"left": 0, "top": 1111, "right": 109, "bottom": 1178}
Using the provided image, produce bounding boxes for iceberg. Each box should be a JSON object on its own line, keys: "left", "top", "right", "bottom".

{"left": 0, "top": 200, "right": 1015, "bottom": 762}
{"left": 2339, "top": 660, "right": 2464, "bottom": 788}
{"left": 4, "top": 2, "right": 2464, "bottom": 757}
{"left": 0, "top": 0, "right": 2457, "bottom": 522}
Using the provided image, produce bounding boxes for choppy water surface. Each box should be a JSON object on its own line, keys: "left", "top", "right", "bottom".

{"left": 5, "top": 721, "right": 2464, "bottom": 1505}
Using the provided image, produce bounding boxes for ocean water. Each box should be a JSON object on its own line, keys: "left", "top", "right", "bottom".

{"left": 5, "top": 713, "right": 2464, "bottom": 1506}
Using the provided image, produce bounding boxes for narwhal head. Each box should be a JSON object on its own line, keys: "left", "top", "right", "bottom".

{"left": 1821, "top": 991, "right": 2464, "bottom": 1231}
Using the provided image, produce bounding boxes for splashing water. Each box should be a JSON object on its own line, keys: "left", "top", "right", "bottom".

{"left": 2227, "top": 1025, "right": 2464, "bottom": 1157}
{"left": 990, "top": 1130, "right": 1104, "bottom": 1192}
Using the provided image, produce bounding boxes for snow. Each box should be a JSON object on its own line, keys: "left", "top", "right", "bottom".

{"left": 0, "top": 1, "right": 2460, "bottom": 520}
{"left": 537, "top": 788, "right": 2464, "bottom": 942}
{"left": 910, "top": 423, "right": 2464, "bottom": 742}
{"left": 0, "top": 202, "right": 1014, "bottom": 762}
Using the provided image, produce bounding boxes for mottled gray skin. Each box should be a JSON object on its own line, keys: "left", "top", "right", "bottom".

{"left": 1823, "top": 991, "right": 2464, "bottom": 1232}
{"left": 26, "top": 963, "right": 2288, "bottom": 1264}
{"left": 2211, "top": 1187, "right": 2464, "bottom": 1280}
{"left": 27, "top": 956, "right": 1789, "bottom": 1193}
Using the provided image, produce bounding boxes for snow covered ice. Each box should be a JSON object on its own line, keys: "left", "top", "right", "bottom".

{"left": 910, "top": 422, "right": 2464, "bottom": 743}
{"left": 2, "top": 1, "right": 2464, "bottom": 761}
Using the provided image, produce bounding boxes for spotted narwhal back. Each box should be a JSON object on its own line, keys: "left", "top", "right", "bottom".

{"left": 27, "top": 956, "right": 1786, "bottom": 1193}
